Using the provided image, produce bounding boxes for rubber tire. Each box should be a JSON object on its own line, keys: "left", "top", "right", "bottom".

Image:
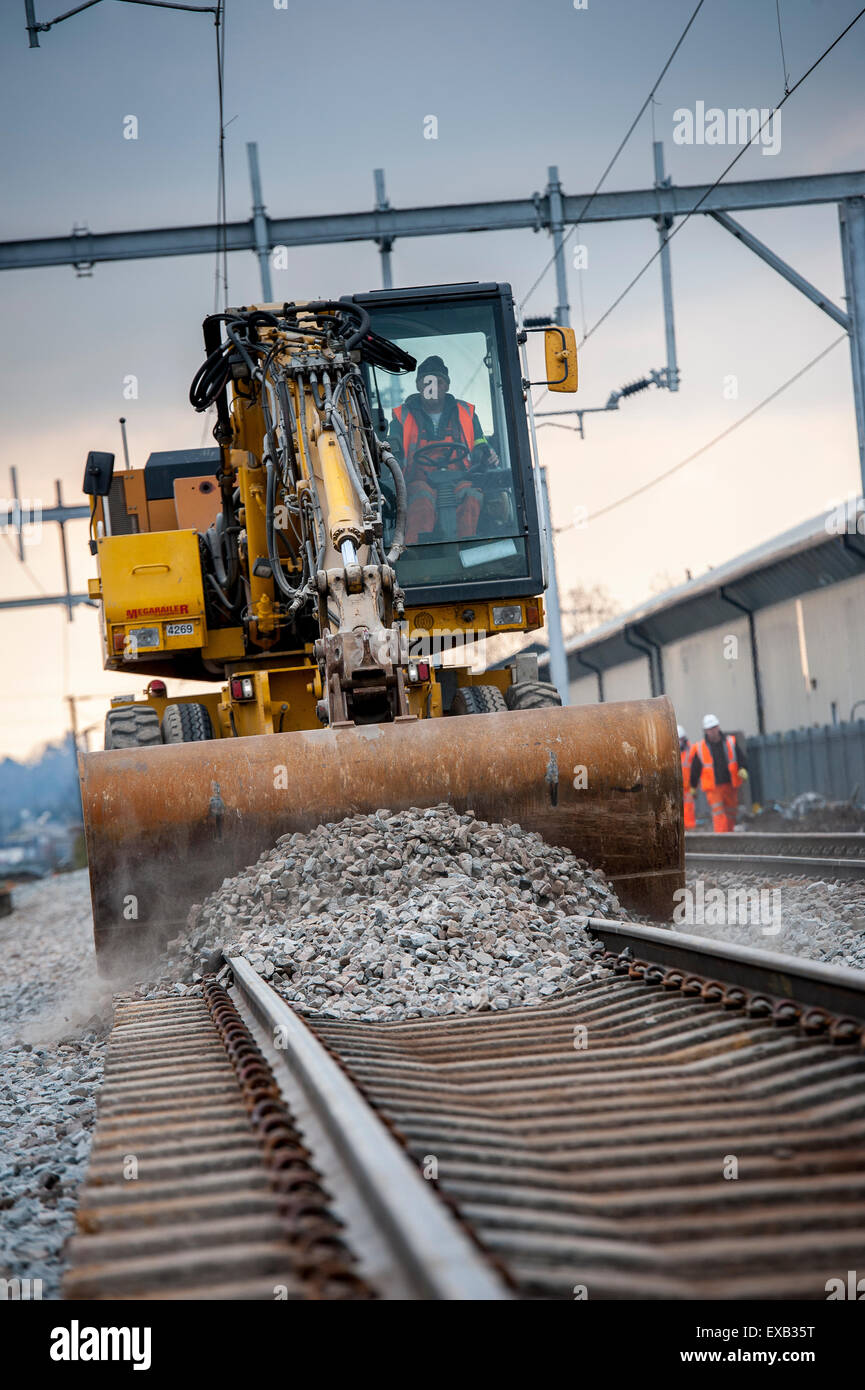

{"left": 451, "top": 684, "right": 508, "bottom": 715}
{"left": 104, "top": 706, "right": 162, "bottom": 750}
{"left": 161, "top": 702, "right": 213, "bottom": 743}
{"left": 505, "top": 681, "right": 563, "bottom": 711}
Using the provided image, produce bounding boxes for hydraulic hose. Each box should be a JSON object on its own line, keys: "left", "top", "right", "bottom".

{"left": 205, "top": 572, "right": 236, "bottom": 619}
{"left": 302, "top": 299, "right": 371, "bottom": 352}
{"left": 266, "top": 459, "right": 304, "bottom": 601}
{"left": 205, "top": 519, "right": 229, "bottom": 588}
{"left": 379, "top": 444, "right": 407, "bottom": 563}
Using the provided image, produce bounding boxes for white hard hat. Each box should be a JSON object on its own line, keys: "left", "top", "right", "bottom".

{"left": 676, "top": 724, "right": 687, "bottom": 739}
{"left": 702, "top": 713, "right": 720, "bottom": 730}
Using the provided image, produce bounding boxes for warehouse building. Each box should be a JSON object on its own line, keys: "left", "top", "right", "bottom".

{"left": 544, "top": 501, "right": 865, "bottom": 744}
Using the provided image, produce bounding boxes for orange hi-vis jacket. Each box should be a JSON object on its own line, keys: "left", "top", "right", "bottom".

{"left": 680, "top": 746, "right": 694, "bottom": 794}
{"left": 694, "top": 736, "right": 741, "bottom": 791}
{"left": 393, "top": 399, "right": 477, "bottom": 473}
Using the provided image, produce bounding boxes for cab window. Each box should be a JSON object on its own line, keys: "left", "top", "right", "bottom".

{"left": 363, "top": 299, "right": 530, "bottom": 589}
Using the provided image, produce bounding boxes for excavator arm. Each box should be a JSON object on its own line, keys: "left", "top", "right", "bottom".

{"left": 192, "top": 300, "right": 416, "bottom": 726}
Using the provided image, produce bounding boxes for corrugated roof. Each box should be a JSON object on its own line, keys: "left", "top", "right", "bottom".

{"left": 543, "top": 502, "right": 865, "bottom": 677}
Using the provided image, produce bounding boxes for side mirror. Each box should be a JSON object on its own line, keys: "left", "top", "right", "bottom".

{"left": 544, "top": 327, "right": 578, "bottom": 393}
{"left": 83, "top": 451, "right": 115, "bottom": 496}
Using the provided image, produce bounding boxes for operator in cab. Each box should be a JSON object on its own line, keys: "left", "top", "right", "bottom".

{"left": 388, "top": 356, "right": 500, "bottom": 545}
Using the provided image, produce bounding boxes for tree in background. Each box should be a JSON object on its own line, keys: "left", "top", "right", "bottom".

{"left": 647, "top": 568, "right": 691, "bottom": 597}
{"left": 0, "top": 735, "right": 82, "bottom": 836}
{"left": 560, "top": 583, "right": 619, "bottom": 638}
{"left": 487, "top": 582, "right": 621, "bottom": 666}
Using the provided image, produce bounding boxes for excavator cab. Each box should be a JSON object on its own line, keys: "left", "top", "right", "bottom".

{"left": 352, "top": 283, "right": 542, "bottom": 598}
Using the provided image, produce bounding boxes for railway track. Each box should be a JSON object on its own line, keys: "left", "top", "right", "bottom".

{"left": 687, "top": 831, "right": 865, "bottom": 881}
{"left": 65, "top": 920, "right": 865, "bottom": 1301}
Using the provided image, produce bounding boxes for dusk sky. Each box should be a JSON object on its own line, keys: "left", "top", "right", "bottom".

{"left": 1, "top": 0, "right": 864, "bottom": 757}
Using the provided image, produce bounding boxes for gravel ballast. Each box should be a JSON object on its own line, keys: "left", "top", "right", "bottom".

{"left": 0, "top": 870, "right": 111, "bottom": 1300}
{"left": 163, "top": 804, "right": 628, "bottom": 1021}
{"left": 6, "top": 823, "right": 865, "bottom": 1302}
{"left": 679, "top": 866, "right": 865, "bottom": 970}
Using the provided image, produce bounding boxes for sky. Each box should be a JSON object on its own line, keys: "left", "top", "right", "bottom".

{"left": 1, "top": 0, "right": 864, "bottom": 757}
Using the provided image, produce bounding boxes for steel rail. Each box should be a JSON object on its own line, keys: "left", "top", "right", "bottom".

{"left": 584, "top": 916, "right": 865, "bottom": 1028}
{"left": 686, "top": 833, "right": 865, "bottom": 881}
{"left": 687, "top": 832, "right": 865, "bottom": 860}
{"left": 687, "top": 851, "right": 865, "bottom": 881}
{"left": 228, "top": 954, "right": 511, "bottom": 1301}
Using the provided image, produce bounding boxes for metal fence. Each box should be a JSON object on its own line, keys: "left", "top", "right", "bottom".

{"left": 746, "top": 721, "right": 865, "bottom": 805}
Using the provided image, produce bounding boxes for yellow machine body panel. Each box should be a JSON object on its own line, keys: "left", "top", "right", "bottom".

{"left": 99, "top": 530, "right": 206, "bottom": 663}
{"left": 201, "top": 627, "right": 246, "bottom": 662}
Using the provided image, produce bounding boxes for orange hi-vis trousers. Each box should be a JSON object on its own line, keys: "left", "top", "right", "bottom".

{"left": 405, "top": 476, "right": 481, "bottom": 544}
{"left": 706, "top": 782, "right": 738, "bottom": 833}
{"left": 681, "top": 746, "right": 696, "bottom": 828}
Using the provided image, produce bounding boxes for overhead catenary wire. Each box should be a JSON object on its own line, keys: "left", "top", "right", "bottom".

{"left": 575, "top": 222, "right": 588, "bottom": 341}
{"left": 518, "top": 0, "right": 708, "bottom": 317}
{"left": 533, "top": 3, "right": 865, "bottom": 437}
{"left": 552, "top": 333, "right": 846, "bottom": 531}
{"left": 526, "top": 0, "right": 708, "bottom": 414}
{"left": 204, "top": 2, "right": 229, "bottom": 441}
{"left": 579, "top": 4, "right": 865, "bottom": 348}
{"left": 775, "top": 0, "right": 791, "bottom": 94}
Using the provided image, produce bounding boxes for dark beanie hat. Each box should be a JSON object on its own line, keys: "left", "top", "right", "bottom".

{"left": 416, "top": 355, "right": 449, "bottom": 383}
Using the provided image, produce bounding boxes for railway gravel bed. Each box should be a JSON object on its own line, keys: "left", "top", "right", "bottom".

{"left": 0, "top": 870, "right": 111, "bottom": 1298}
{"left": 8, "top": 819, "right": 865, "bottom": 1299}
{"left": 153, "top": 805, "right": 631, "bottom": 1021}
{"left": 680, "top": 867, "right": 865, "bottom": 970}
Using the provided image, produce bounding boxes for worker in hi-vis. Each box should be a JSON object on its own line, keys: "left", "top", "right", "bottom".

{"left": 678, "top": 725, "right": 696, "bottom": 830}
{"left": 688, "top": 714, "right": 749, "bottom": 833}
{"left": 389, "top": 355, "right": 500, "bottom": 544}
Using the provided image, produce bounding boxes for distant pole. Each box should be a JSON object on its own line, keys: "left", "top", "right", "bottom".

{"left": 56, "top": 480, "right": 73, "bottom": 623}
{"left": 840, "top": 198, "right": 865, "bottom": 489}
{"left": 24, "top": 0, "right": 40, "bottom": 47}
{"left": 9, "top": 465, "right": 24, "bottom": 562}
{"left": 65, "top": 695, "right": 80, "bottom": 754}
{"left": 519, "top": 331, "right": 569, "bottom": 702}
{"left": 547, "top": 166, "right": 570, "bottom": 328}
{"left": 653, "top": 141, "right": 679, "bottom": 392}
{"left": 374, "top": 169, "right": 394, "bottom": 289}
{"left": 247, "top": 142, "right": 273, "bottom": 302}
{"left": 539, "top": 468, "right": 569, "bottom": 703}
{"left": 119, "top": 416, "right": 131, "bottom": 469}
